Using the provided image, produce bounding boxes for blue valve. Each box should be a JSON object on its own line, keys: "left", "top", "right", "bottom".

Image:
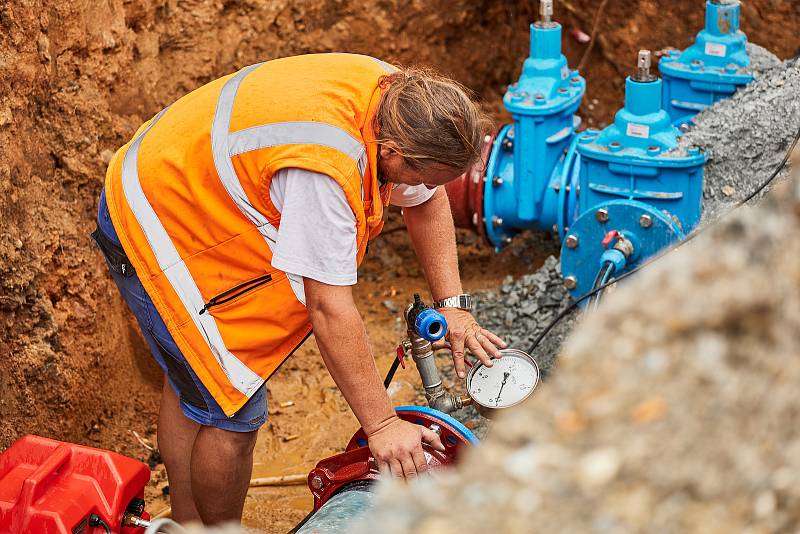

{"left": 406, "top": 294, "right": 448, "bottom": 342}
{"left": 414, "top": 308, "right": 447, "bottom": 342}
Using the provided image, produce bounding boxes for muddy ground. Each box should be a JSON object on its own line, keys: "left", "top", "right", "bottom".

{"left": 1, "top": 1, "right": 798, "bottom": 532}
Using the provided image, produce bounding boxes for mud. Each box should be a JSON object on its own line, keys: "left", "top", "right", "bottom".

{"left": 1, "top": 1, "right": 799, "bottom": 533}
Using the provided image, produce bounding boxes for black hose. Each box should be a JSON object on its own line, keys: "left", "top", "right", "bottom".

{"left": 528, "top": 121, "right": 800, "bottom": 357}
{"left": 588, "top": 260, "right": 616, "bottom": 311}
{"left": 88, "top": 514, "right": 111, "bottom": 534}
{"left": 383, "top": 357, "right": 402, "bottom": 389}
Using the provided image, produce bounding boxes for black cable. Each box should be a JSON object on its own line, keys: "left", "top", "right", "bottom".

{"left": 383, "top": 357, "right": 402, "bottom": 388}
{"left": 528, "top": 121, "right": 800, "bottom": 357}
{"left": 89, "top": 514, "right": 112, "bottom": 534}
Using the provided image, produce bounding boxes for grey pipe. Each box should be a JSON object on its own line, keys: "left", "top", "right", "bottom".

{"left": 294, "top": 483, "right": 376, "bottom": 534}
{"left": 405, "top": 305, "right": 466, "bottom": 414}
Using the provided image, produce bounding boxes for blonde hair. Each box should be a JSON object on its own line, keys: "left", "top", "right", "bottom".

{"left": 375, "top": 67, "right": 490, "bottom": 173}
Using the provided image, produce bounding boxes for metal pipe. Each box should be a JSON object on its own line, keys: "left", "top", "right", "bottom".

{"left": 293, "top": 482, "right": 376, "bottom": 534}
{"left": 405, "top": 305, "right": 466, "bottom": 414}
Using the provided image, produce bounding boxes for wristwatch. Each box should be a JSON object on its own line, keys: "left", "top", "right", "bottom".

{"left": 433, "top": 294, "right": 474, "bottom": 311}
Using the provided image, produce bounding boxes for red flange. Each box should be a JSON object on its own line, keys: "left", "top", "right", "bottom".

{"left": 445, "top": 128, "right": 499, "bottom": 243}
{"left": 305, "top": 410, "right": 473, "bottom": 511}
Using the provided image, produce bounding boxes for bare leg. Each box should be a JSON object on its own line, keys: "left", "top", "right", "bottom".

{"left": 158, "top": 379, "right": 202, "bottom": 524}
{"left": 190, "top": 425, "right": 258, "bottom": 525}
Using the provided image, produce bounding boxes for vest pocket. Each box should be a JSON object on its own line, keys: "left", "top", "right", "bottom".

{"left": 199, "top": 274, "right": 273, "bottom": 315}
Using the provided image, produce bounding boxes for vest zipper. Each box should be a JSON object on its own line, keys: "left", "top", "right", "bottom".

{"left": 199, "top": 274, "right": 273, "bottom": 315}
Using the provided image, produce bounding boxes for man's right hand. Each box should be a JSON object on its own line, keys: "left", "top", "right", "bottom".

{"left": 367, "top": 417, "right": 445, "bottom": 480}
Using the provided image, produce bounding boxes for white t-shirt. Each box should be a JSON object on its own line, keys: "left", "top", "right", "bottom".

{"left": 269, "top": 168, "right": 436, "bottom": 286}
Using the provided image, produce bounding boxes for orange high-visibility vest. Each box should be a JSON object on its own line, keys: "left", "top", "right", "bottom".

{"left": 105, "top": 54, "right": 395, "bottom": 416}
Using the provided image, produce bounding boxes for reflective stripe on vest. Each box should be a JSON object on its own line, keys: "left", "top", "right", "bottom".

{"left": 211, "top": 64, "right": 372, "bottom": 305}
{"left": 121, "top": 107, "right": 265, "bottom": 398}
{"left": 122, "top": 63, "right": 378, "bottom": 400}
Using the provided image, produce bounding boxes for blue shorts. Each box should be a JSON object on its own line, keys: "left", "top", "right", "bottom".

{"left": 96, "top": 190, "right": 267, "bottom": 432}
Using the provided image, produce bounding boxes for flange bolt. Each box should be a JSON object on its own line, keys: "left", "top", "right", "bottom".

{"left": 565, "top": 234, "right": 579, "bottom": 249}
{"left": 564, "top": 276, "right": 578, "bottom": 290}
{"left": 492, "top": 176, "right": 504, "bottom": 187}
{"left": 595, "top": 208, "right": 609, "bottom": 223}
{"left": 492, "top": 216, "right": 504, "bottom": 228}
{"left": 501, "top": 137, "right": 514, "bottom": 152}
{"left": 639, "top": 214, "right": 653, "bottom": 228}
{"left": 310, "top": 475, "right": 325, "bottom": 490}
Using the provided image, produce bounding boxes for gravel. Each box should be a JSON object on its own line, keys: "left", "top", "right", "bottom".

{"left": 674, "top": 56, "right": 800, "bottom": 221}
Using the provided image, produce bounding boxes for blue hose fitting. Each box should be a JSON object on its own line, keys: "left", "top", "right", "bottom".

{"left": 414, "top": 308, "right": 447, "bottom": 342}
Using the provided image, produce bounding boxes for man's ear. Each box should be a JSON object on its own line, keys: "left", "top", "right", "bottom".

{"left": 379, "top": 142, "right": 402, "bottom": 159}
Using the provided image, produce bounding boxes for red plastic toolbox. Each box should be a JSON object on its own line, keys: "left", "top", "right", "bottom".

{"left": 0, "top": 435, "right": 150, "bottom": 533}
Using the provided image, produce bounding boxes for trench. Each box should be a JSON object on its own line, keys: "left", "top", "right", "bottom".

{"left": 1, "top": 1, "right": 799, "bottom": 533}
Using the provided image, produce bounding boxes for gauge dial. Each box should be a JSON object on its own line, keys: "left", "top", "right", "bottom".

{"left": 466, "top": 349, "right": 539, "bottom": 410}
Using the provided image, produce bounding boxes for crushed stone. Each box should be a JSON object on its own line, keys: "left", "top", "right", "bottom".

{"left": 672, "top": 57, "right": 800, "bottom": 221}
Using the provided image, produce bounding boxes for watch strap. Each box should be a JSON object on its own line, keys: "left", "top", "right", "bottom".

{"left": 433, "top": 294, "right": 474, "bottom": 311}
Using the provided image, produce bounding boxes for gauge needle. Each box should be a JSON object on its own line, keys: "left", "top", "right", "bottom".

{"left": 495, "top": 371, "right": 510, "bottom": 404}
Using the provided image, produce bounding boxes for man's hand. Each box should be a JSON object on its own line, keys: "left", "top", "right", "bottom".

{"left": 436, "top": 309, "right": 507, "bottom": 379}
{"left": 367, "top": 416, "right": 445, "bottom": 480}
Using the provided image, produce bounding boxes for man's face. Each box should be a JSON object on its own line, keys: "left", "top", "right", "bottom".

{"left": 378, "top": 145, "right": 463, "bottom": 189}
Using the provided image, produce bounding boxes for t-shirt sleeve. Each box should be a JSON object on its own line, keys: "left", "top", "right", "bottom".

{"left": 389, "top": 184, "right": 438, "bottom": 207}
{"left": 269, "top": 168, "right": 358, "bottom": 286}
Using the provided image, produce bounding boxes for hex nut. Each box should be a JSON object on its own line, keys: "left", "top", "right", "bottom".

{"left": 311, "top": 475, "right": 324, "bottom": 490}
{"left": 564, "top": 276, "right": 578, "bottom": 290}
{"left": 565, "top": 235, "right": 579, "bottom": 249}
{"left": 596, "top": 208, "right": 609, "bottom": 223}
{"left": 640, "top": 214, "right": 653, "bottom": 228}
{"left": 492, "top": 216, "right": 504, "bottom": 228}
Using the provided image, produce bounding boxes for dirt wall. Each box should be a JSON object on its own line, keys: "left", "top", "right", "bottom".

{"left": 1, "top": 0, "right": 798, "bottom": 455}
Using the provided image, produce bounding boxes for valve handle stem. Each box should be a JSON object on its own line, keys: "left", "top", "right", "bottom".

{"left": 634, "top": 50, "right": 657, "bottom": 83}
{"left": 540, "top": 0, "right": 553, "bottom": 24}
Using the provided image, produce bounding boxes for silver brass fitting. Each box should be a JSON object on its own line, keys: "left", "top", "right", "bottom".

{"left": 613, "top": 234, "right": 635, "bottom": 258}
{"left": 536, "top": 0, "right": 558, "bottom": 28}
{"left": 633, "top": 50, "right": 658, "bottom": 83}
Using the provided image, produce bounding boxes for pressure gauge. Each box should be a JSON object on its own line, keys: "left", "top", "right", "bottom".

{"left": 466, "top": 349, "right": 539, "bottom": 417}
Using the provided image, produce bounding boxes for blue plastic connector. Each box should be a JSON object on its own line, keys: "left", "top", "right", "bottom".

{"left": 414, "top": 308, "right": 447, "bottom": 342}
{"left": 660, "top": 0, "right": 753, "bottom": 126}
{"left": 482, "top": 17, "right": 586, "bottom": 248}
{"left": 600, "top": 248, "right": 627, "bottom": 275}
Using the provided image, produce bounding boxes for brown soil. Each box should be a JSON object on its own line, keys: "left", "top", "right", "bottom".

{"left": 1, "top": 1, "right": 798, "bottom": 532}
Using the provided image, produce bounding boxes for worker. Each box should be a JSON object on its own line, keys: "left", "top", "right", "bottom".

{"left": 91, "top": 53, "right": 506, "bottom": 526}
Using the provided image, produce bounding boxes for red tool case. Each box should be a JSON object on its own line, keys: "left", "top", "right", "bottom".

{"left": 0, "top": 435, "right": 151, "bottom": 534}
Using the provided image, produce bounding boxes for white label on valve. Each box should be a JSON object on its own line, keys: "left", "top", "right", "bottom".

{"left": 627, "top": 123, "right": 650, "bottom": 139}
{"left": 705, "top": 42, "right": 727, "bottom": 57}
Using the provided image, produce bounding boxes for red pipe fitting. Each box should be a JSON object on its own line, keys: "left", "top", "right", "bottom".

{"left": 445, "top": 129, "right": 499, "bottom": 243}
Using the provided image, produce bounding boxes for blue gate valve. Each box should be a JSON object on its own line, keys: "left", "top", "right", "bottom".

{"left": 446, "top": 0, "right": 586, "bottom": 249}
{"left": 560, "top": 51, "right": 707, "bottom": 300}
{"left": 660, "top": 0, "right": 753, "bottom": 127}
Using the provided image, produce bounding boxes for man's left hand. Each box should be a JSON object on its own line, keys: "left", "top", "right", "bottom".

{"left": 433, "top": 309, "right": 507, "bottom": 379}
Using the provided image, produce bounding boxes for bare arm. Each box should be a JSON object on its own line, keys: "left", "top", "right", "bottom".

{"left": 304, "top": 278, "right": 443, "bottom": 478}
{"left": 403, "top": 187, "right": 506, "bottom": 378}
